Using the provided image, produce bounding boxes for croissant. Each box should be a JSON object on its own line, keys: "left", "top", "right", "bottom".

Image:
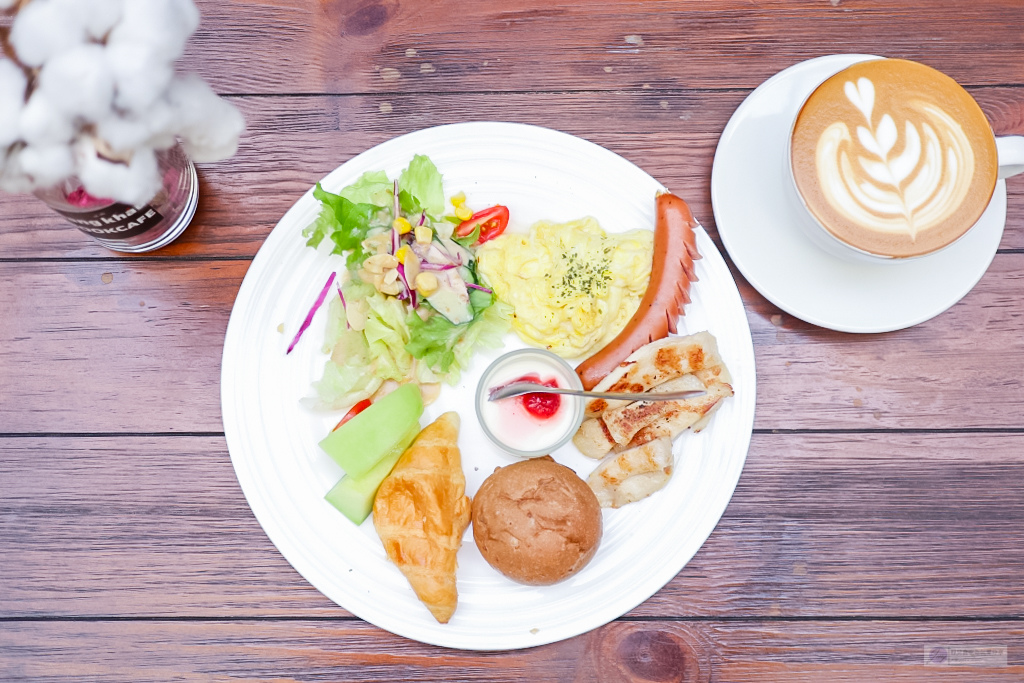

{"left": 372, "top": 411, "right": 471, "bottom": 624}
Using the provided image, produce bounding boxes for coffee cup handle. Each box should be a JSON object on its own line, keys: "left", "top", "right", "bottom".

{"left": 996, "top": 136, "right": 1024, "bottom": 179}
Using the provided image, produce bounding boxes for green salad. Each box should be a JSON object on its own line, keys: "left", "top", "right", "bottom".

{"left": 302, "top": 154, "right": 513, "bottom": 410}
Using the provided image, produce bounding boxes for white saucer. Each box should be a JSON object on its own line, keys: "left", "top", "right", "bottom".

{"left": 711, "top": 54, "right": 1007, "bottom": 333}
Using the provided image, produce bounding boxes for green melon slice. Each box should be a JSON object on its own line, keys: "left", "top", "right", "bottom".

{"left": 318, "top": 383, "right": 423, "bottom": 478}
{"left": 324, "top": 423, "right": 419, "bottom": 525}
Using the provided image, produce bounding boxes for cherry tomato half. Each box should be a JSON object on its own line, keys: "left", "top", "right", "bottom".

{"left": 332, "top": 398, "right": 372, "bottom": 431}
{"left": 454, "top": 205, "right": 510, "bottom": 244}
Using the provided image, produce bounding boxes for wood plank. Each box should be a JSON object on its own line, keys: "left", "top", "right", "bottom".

{"left": 1, "top": 90, "right": 1022, "bottom": 258}
{"left": 4, "top": 434, "right": 1024, "bottom": 618}
{"left": 180, "top": 0, "right": 1024, "bottom": 94}
{"left": 2, "top": 257, "right": 1024, "bottom": 432}
{"left": 1, "top": 619, "right": 1022, "bottom": 681}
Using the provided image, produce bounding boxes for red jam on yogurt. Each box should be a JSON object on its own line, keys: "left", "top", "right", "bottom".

{"left": 476, "top": 349, "right": 584, "bottom": 457}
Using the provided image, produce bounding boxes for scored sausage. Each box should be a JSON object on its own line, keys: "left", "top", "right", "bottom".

{"left": 575, "top": 192, "right": 701, "bottom": 390}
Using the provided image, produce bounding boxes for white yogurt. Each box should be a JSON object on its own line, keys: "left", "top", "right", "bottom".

{"left": 475, "top": 349, "right": 584, "bottom": 458}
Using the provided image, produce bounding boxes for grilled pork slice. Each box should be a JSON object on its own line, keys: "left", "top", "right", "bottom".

{"left": 584, "top": 331, "right": 723, "bottom": 418}
{"left": 617, "top": 375, "right": 733, "bottom": 450}
{"left": 600, "top": 374, "right": 706, "bottom": 446}
{"left": 573, "top": 374, "right": 732, "bottom": 459}
{"left": 586, "top": 437, "right": 673, "bottom": 508}
{"left": 574, "top": 417, "right": 617, "bottom": 459}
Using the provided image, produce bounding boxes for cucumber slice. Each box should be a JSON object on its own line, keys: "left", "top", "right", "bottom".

{"left": 318, "top": 383, "right": 423, "bottom": 478}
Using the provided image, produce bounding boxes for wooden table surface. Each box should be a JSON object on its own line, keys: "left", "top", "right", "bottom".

{"left": 3, "top": 1, "right": 1024, "bottom": 680}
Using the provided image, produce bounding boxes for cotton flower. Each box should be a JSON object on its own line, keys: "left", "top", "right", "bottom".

{"left": 19, "top": 144, "right": 75, "bottom": 187}
{"left": 9, "top": 0, "right": 88, "bottom": 67}
{"left": 106, "top": 43, "right": 174, "bottom": 113}
{"left": 166, "top": 75, "right": 246, "bottom": 163}
{"left": 0, "top": 148, "right": 34, "bottom": 194}
{"left": 75, "top": 0, "right": 125, "bottom": 41}
{"left": 38, "top": 44, "right": 116, "bottom": 120}
{"left": 0, "top": 60, "right": 27, "bottom": 148}
{"left": 19, "top": 91, "right": 75, "bottom": 146}
{"left": 2, "top": 0, "right": 243, "bottom": 205}
{"left": 75, "top": 138, "right": 161, "bottom": 207}
{"left": 107, "top": 0, "right": 199, "bottom": 62}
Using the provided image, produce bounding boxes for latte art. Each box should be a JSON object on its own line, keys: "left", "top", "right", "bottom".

{"left": 791, "top": 59, "right": 998, "bottom": 258}
{"left": 816, "top": 77, "right": 974, "bottom": 241}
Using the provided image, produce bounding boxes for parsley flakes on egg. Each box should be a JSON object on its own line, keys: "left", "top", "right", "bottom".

{"left": 476, "top": 217, "right": 653, "bottom": 358}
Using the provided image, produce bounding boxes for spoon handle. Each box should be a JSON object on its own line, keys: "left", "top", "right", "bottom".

{"left": 488, "top": 382, "right": 706, "bottom": 403}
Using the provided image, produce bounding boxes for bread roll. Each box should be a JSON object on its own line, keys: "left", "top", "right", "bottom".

{"left": 472, "top": 456, "right": 602, "bottom": 585}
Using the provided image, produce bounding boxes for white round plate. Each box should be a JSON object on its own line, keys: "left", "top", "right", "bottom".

{"left": 222, "top": 122, "right": 756, "bottom": 650}
{"left": 711, "top": 54, "right": 1006, "bottom": 333}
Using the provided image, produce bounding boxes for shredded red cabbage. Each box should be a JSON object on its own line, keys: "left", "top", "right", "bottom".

{"left": 466, "top": 283, "right": 492, "bottom": 293}
{"left": 419, "top": 262, "right": 457, "bottom": 271}
{"left": 287, "top": 271, "right": 336, "bottom": 354}
{"left": 336, "top": 281, "right": 350, "bottom": 330}
{"left": 396, "top": 262, "right": 418, "bottom": 308}
{"left": 418, "top": 212, "right": 426, "bottom": 226}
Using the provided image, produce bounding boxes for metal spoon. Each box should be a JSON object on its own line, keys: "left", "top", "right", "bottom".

{"left": 488, "top": 382, "right": 706, "bottom": 403}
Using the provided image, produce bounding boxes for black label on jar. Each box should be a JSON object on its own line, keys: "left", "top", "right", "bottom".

{"left": 55, "top": 203, "right": 165, "bottom": 239}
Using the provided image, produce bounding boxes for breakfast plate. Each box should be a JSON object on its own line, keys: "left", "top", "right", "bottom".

{"left": 222, "top": 122, "right": 756, "bottom": 650}
{"left": 711, "top": 54, "right": 1007, "bottom": 333}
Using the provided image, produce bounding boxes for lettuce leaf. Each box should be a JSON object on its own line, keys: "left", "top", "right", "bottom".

{"left": 338, "top": 170, "right": 392, "bottom": 206}
{"left": 304, "top": 183, "right": 381, "bottom": 269}
{"left": 398, "top": 155, "right": 444, "bottom": 216}
{"left": 405, "top": 298, "right": 511, "bottom": 382}
{"left": 313, "top": 326, "right": 382, "bottom": 410}
{"left": 362, "top": 292, "right": 413, "bottom": 381}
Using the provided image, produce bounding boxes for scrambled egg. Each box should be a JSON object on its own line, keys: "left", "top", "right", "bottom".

{"left": 476, "top": 217, "right": 653, "bottom": 358}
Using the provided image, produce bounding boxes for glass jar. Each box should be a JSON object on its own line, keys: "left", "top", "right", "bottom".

{"left": 33, "top": 142, "right": 198, "bottom": 253}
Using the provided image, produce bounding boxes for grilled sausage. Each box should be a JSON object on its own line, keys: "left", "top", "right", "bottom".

{"left": 575, "top": 192, "right": 701, "bottom": 390}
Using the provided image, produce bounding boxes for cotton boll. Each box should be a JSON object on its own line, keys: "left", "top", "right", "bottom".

{"left": 0, "top": 60, "right": 28, "bottom": 148}
{"left": 76, "top": 139, "right": 161, "bottom": 206}
{"left": 96, "top": 98, "right": 180, "bottom": 153}
{"left": 106, "top": 43, "right": 174, "bottom": 113}
{"left": 95, "top": 115, "right": 152, "bottom": 154}
{"left": 0, "top": 148, "right": 35, "bottom": 194}
{"left": 19, "top": 144, "right": 75, "bottom": 187}
{"left": 9, "top": 0, "right": 88, "bottom": 67}
{"left": 38, "top": 45, "right": 116, "bottom": 121}
{"left": 20, "top": 91, "right": 76, "bottom": 146}
{"left": 73, "top": 0, "right": 125, "bottom": 40}
{"left": 166, "top": 75, "right": 245, "bottom": 163}
{"left": 107, "top": 0, "right": 200, "bottom": 62}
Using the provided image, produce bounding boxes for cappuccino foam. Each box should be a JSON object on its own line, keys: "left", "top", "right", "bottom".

{"left": 791, "top": 59, "right": 997, "bottom": 257}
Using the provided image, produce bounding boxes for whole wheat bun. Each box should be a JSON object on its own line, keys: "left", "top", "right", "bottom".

{"left": 472, "top": 456, "right": 603, "bottom": 585}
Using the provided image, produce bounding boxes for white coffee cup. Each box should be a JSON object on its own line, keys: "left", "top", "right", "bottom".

{"left": 786, "top": 57, "right": 1024, "bottom": 263}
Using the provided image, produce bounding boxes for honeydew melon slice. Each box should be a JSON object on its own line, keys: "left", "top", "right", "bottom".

{"left": 318, "top": 383, "right": 423, "bottom": 478}
{"left": 324, "top": 423, "right": 419, "bottom": 525}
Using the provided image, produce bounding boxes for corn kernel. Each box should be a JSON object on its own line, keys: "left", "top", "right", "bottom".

{"left": 392, "top": 217, "right": 412, "bottom": 234}
{"left": 395, "top": 245, "right": 410, "bottom": 264}
{"left": 415, "top": 272, "right": 439, "bottom": 297}
{"left": 414, "top": 225, "right": 433, "bottom": 244}
{"left": 450, "top": 191, "right": 466, "bottom": 207}
{"left": 454, "top": 205, "right": 473, "bottom": 221}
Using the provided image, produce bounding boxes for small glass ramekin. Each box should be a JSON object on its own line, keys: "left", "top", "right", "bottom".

{"left": 475, "top": 348, "right": 585, "bottom": 458}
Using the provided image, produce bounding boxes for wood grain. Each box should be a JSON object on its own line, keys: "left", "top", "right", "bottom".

{"left": 1, "top": 619, "right": 1022, "bottom": 682}
{"left": 1, "top": 90, "right": 1021, "bottom": 258}
{"left": 3, "top": 1, "right": 1024, "bottom": 678}
{"left": 2, "top": 258, "right": 1023, "bottom": 433}
{"left": 4, "top": 433, "right": 1024, "bottom": 618}
{"left": 182, "top": 0, "right": 1024, "bottom": 95}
